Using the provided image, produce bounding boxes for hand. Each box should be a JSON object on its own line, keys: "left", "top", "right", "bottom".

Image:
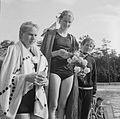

{"left": 25, "top": 72, "right": 38, "bottom": 83}
{"left": 58, "top": 49, "right": 71, "bottom": 59}
{"left": 35, "top": 71, "right": 48, "bottom": 86}
{"left": 25, "top": 72, "right": 48, "bottom": 86}
{"left": 77, "top": 72, "right": 86, "bottom": 78}
{"left": 35, "top": 76, "right": 49, "bottom": 86}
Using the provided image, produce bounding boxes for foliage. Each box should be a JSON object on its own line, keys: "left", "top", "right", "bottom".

{"left": 0, "top": 40, "right": 15, "bottom": 70}
{"left": 1, "top": 38, "right": 120, "bottom": 82}
{"left": 92, "top": 38, "right": 120, "bottom": 82}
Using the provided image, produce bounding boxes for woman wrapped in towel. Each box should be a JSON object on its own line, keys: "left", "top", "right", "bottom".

{"left": 0, "top": 21, "right": 48, "bottom": 119}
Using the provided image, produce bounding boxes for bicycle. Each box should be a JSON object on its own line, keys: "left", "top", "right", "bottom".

{"left": 88, "top": 96, "right": 105, "bottom": 119}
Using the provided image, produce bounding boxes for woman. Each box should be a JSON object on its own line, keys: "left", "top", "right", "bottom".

{"left": 77, "top": 37, "right": 97, "bottom": 119}
{"left": 41, "top": 10, "right": 79, "bottom": 119}
{"left": 0, "top": 21, "right": 48, "bottom": 119}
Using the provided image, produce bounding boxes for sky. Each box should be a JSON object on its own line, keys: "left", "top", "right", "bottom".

{"left": 0, "top": 0, "right": 120, "bottom": 53}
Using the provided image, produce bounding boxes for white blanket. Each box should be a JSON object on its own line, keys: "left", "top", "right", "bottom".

{"left": 0, "top": 41, "right": 48, "bottom": 119}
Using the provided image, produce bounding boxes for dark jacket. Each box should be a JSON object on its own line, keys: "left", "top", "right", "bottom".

{"left": 78, "top": 55, "right": 97, "bottom": 95}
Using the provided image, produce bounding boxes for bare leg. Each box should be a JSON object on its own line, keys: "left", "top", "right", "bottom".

{"left": 15, "top": 114, "right": 44, "bottom": 119}
{"left": 57, "top": 75, "right": 74, "bottom": 119}
{"left": 48, "top": 73, "right": 61, "bottom": 119}
{"left": 15, "top": 113, "right": 30, "bottom": 119}
{"left": 30, "top": 114, "right": 44, "bottom": 119}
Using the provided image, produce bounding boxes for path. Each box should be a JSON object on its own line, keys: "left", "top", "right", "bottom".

{"left": 97, "top": 83, "right": 120, "bottom": 119}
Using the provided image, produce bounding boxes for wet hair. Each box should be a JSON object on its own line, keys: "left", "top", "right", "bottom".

{"left": 19, "top": 21, "right": 39, "bottom": 39}
{"left": 58, "top": 10, "right": 74, "bottom": 21}
{"left": 81, "top": 36, "right": 95, "bottom": 48}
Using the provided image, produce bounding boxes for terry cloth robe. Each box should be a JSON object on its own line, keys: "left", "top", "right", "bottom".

{"left": 41, "top": 29, "right": 79, "bottom": 119}
{"left": 0, "top": 41, "right": 48, "bottom": 119}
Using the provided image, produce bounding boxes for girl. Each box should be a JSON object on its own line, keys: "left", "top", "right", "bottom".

{"left": 78, "top": 37, "right": 97, "bottom": 119}
{"left": 41, "top": 10, "right": 79, "bottom": 119}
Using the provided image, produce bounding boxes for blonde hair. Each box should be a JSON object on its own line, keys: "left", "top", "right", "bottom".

{"left": 81, "top": 36, "right": 95, "bottom": 48}
{"left": 58, "top": 10, "right": 74, "bottom": 21}
{"left": 19, "top": 21, "right": 39, "bottom": 39}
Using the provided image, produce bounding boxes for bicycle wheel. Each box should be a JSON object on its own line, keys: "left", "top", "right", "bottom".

{"left": 88, "top": 108, "right": 96, "bottom": 119}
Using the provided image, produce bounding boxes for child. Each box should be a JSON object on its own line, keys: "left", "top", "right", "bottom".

{"left": 77, "top": 36, "right": 97, "bottom": 119}
{"left": 95, "top": 97, "right": 104, "bottom": 119}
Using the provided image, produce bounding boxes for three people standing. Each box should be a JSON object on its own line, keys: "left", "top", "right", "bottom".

{"left": 0, "top": 10, "right": 97, "bottom": 119}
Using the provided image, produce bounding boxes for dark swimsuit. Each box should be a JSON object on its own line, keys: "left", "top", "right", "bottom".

{"left": 17, "top": 86, "right": 35, "bottom": 113}
{"left": 17, "top": 51, "right": 36, "bottom": 114}
{"left": 50, "top": 32, "right": 74, "bottom": 80}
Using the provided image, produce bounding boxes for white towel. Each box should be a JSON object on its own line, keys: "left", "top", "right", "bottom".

{"left": 0, "top": 41, "right": 48, "bottom": 119}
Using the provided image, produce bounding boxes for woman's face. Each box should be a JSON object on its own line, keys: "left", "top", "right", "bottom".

{"left": 59, "top": 15, "right": 74, "bottom": 30}
{"left": 81, "top": 41, "right": 94, "bottom": 54}
{"left": 21, "top": 27, "right": 38, "bottom": 48}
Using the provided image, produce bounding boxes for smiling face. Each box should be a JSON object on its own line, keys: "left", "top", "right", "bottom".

{"left": 20, "top": 26, "right": 38, "bottom": 48}
{"left": 81, "top": 40, "right": 95, "bottom": 54}
{"left": 59, "top": 15, "right": 73, "bottom": 30}
{"left": 59, "top": 10, "right": 74, "bottom": 31}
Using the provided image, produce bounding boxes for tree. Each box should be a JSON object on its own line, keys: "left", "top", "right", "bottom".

{"left": 0, "top": 40, "right": 15, "bottom": 70}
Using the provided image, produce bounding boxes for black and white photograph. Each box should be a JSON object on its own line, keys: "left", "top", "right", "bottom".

{"left": 0, "top": 0, "right": 120, "bottom": 119}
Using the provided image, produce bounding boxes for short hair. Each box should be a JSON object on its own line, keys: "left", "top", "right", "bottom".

{"left": 81, "top": 36, "right": 95, "bottom": 48}
{"left": 58, "top": 10, "right": 74, "bottom": 21}
{"left": 19, "top": 21, "right": 39, "bottom": 39}
{"left": 97, "top": 97, "right": 103, "bottom": 102}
